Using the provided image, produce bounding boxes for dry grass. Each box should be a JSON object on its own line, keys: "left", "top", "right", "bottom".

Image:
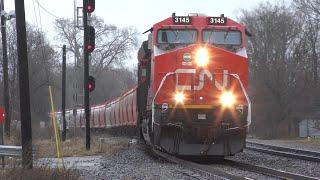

{"left": 34, "top": 135, "right": 130, "bottom": 158}
{"left": 3, "top": 127, "right": 130, "bottom": 158}
{"left": 0, "top": 133, "right": 130, "bottom": 180}
{"left": 0, "top": 166, "right": 79, "bottom": 180}
{"left": 0, "top": 128, "right": 131, "bottom": 179}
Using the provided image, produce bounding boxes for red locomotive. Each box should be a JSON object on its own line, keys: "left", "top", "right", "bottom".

{"left": 57, "top": 13, "right": 251, "bottom": 158}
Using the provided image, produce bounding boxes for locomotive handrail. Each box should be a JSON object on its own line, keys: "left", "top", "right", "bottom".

{"left": 151, "top": 72, "right": 251, "bottom": 130}
{"left": 229, "top": 73, "right": 252, "bottom": 129}
{"left": 152, "top": 72, "right": 176, "bottom": 130}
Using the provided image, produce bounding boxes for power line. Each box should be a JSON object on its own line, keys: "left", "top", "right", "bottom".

{"left": 32, "top": 0, "right": 51, "bottom": 86}
{"left": 35, "top": 0, "right": 60, "bottom": 19}
{"left": 31, "top": 0, "right": 39, "bottom": 26}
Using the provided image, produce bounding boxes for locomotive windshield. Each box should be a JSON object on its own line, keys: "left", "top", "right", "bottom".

{"left": 203, "top": 30, "right": 241, "bottom": 45}
{"left": 158, "top": 29, "right": 197, "bottom": 44}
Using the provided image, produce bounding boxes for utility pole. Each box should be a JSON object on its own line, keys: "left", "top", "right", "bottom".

{"left": 73, "top": 0, "right": 77, "bottom": 136}
{"left": 62, "top": 45, "right": 66, "bottom": 141}
{"left": 1, "top": 0, "right": 11, "bottom": 138}
{"left": 15, "top": 0, "right": 33, "bottom": 168}
{"left": 0, "top": 0, "right": 5, "bottom": 149}
{"left": 83, "top": 0, "right": 90, "bottom": 150}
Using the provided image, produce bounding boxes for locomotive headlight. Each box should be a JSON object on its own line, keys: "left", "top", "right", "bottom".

{"left": 174, "top": 92, "right": 185, "bottom": 104}
{"left": 195, "top": 48, "right": 209, "bottom": 67}
{"left": 220, "top": 91, "right": 236, "bottom": 107}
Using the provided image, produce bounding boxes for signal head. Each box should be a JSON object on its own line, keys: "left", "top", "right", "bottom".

{"left": 85, "top": 0, "right": 95, "bottom": 13}
{"left": 85, "top": 26, "right": 95, "bottom": 53}
{"left": 88, "top": 75, "right": 95, "bottom": 92}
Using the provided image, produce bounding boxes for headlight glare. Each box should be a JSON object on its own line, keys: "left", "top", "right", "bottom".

{"left": 174, "top": 92, "right": 185, "bottom": 104}
{"left": 220, "top": 91, "right": 236, "bottom": 107}
{"left": 195, "top": 48, "right": 209, "bottom": 67}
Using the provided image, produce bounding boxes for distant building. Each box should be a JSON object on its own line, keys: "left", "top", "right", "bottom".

{"left": 299, "top": 119, "right": 320, "bottom": 138}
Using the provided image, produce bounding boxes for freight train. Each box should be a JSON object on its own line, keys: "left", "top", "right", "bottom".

{"left": 55, "top": 13, "right": 251, "bottom": 158}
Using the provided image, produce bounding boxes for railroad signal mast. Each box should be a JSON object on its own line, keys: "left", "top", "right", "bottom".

{"left": 83, "top": 0, "right": 95, "bottom": 150}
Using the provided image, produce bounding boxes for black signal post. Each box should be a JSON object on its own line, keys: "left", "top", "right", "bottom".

{"left": 83, "top": 0, "right": 95, "bottom": 150}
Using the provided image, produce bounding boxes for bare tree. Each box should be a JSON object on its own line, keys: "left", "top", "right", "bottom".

{"left": 293, "top": 0, "right": 320, "bottom": 21}
{"left": 0, "top": 20, "right": 60, "bottom": 135}
{"left": 294, "top": 0, "right": 320, "bottom": 88}
{"left": 240, "top": 2, "right": 315, "bottom": 138}
{"left": 54, "top": 15, "right": 138, "bottom": 75}
{"left": 54, "top": 15, "right": 138, "bottom": 106}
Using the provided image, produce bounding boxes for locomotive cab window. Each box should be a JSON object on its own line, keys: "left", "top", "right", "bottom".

{"left": 203, "top": 29, "right": 242, "bottom": 51}
{"left": 157, "top": 29, "right": 197, "bottom": 50}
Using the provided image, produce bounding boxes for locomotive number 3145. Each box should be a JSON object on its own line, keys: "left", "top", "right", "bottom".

{"left": 173, "top": 16, "right": 191, "bottom": 24}
{"left": 208, "top": 17, "right": 227, "bottom": 25}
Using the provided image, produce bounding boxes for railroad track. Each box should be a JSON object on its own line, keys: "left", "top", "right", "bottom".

{"left": 246, "top": 140, "right": 320, "bottom": 162}
{"left": 153, "top": 148, "right": 319, "bottom": 180}
{"left": 224, "top": 159, "right": 318, "bottom": 180}
{"left": 152, "top": 148, "right": 245, "bottom": 180}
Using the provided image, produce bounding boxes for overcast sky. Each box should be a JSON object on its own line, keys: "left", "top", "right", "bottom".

{"left": 4, "top": 0, "right": 288, "bottom": 66}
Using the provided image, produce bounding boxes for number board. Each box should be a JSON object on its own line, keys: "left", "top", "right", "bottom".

{"left": 208, "top": 17, "right": 227, "bottom": 25}
{"left": 173, "top": 16, "right": 192, "bottom": 25}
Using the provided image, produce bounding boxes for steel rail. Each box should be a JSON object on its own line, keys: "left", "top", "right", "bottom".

{"left": 152, "top": 148, "right": 318, "bottom": 180}
{"left": 246, "top": 141, "right": 320, "bottom": 162}
{"left": 224, "top": 159, "right": 319, "bottom": 180}
{"left": 152, "top": 148, "right": 246, "bottom": 180}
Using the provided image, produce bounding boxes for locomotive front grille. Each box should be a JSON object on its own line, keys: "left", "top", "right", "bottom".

{"left": 168, "top": 108, "right": 218, "bottom": 126}
{"left": 155, "top": 104, "right": 248, "bottom": 128}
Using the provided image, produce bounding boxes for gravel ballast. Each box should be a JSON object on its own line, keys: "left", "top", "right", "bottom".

{"left": 71, "top": 145, "right": 216, "bottom": 180}
{"left": 227, "top": 149, "right": 320, "bottom": 179}
{"left": 38, "top": 137, "right": 320, "bottom": 180}
{"left": 39, "top": 140, "right": 272, "bottom": 179}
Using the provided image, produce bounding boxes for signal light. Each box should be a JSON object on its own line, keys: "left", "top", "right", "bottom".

{"left": 85, "top": 0, "right": 95, "bottom": 13}
{"left": 85, "top": 26, "right": 95, "bottom": 53}
{"left": 0, "top": 108, "right": 4, "bottom": 125}
{"left": 88, "top": 76, "right": 95, "bottom": 92}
